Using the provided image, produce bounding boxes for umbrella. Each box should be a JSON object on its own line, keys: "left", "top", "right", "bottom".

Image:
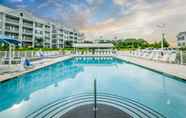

{"left": 0, "top": 35, "right": 21, "bottom": 64}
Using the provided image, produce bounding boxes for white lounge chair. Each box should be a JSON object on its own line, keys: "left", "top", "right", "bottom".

{"left": 142, "top": 52, "right": 149, "bottom": 58}
{"left": 147, "top": 52, "right": 154, "bottom": 60}
{"left": 153, "top": 52, "right": 161, "bottom": 61}
{"left": 168, "top": 53, "right": 177, "bottom": 63}
{"left": 159, "top": 53, "right": 169, "bottom": 62}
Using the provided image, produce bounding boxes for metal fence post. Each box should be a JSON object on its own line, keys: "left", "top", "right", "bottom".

{"left": 180, "top": 50, "right": 183, "bottom": 65}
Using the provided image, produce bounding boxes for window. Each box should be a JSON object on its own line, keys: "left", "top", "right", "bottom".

{"left": 35, "top": 30, "right": 43, "bottom": 35}
{"left": 20, "top": 13, "right": 23, "bottom": 17}
{"left": 177, "top": 36, "right": 185, "bottom": 41}
{"left": 35, "top": 23, "right": 43, "bottom": 28}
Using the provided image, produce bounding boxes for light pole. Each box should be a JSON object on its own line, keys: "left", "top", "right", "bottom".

{"left": 157, "top": 24, "right": 166, "bottom": 50}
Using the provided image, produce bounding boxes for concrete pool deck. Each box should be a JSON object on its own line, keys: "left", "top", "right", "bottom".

{"left": 117, "top": 55, "right": 186, "bottom": 80}
{"left": 0, "top": 55, "right": 73, "bottom": 82}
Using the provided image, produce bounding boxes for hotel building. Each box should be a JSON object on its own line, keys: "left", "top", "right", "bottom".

{"left": 0, "top": 5, "right": 84, "bottom": 48}
{"left": 176, "top": 32, "right": 186, "bottom": 48}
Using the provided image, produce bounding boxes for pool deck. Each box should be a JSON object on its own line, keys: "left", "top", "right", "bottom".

{"left": 0, "top": 55, "right": 73, "bottom": 82}
{"left": 117, "top": 55, "right": 186, "bottom": 80}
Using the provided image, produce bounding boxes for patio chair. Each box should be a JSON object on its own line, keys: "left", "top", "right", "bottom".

{"left": 147, "top": 52, "right": 154, "bottom": 60}
{"left": 168, "top": 53, "right": 177, "bottom": 63}
{"left": 153, "top": 52, "right": 161, "bottom": 61}
{"left": 159, "top": 53, "right": 169, "bottom": 62}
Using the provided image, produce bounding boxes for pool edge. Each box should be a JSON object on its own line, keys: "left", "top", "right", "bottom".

{"left": 116, "top": 56, "right": 186, "bottom": 82}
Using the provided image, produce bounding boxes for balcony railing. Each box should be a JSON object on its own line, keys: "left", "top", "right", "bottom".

{"left": 22, "top": 38, "right": 33, "bottom": 42}
{"left": 23, "top": 23, "right": 33, "bottom": 28}
{"left": 6, "top": 19, "right": 19, "bottom": 24}
{"left": 23, "top": 32, "right": 33, "bottom": 35}
{"left": 5, "top": 28, "right": 19, "bottom": 33}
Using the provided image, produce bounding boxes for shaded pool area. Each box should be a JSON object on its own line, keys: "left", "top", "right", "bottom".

{"left": 61, "top": 104, "right": 132, "bottom": 118}
{"left": 0, "top": 56, "right": 186, "bottom": 118}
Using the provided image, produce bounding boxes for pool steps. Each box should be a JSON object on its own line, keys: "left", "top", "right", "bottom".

{"left": 25, "top": 92, "right": 166, "bottom": 118}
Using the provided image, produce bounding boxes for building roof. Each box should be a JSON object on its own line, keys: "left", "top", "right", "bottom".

{"left": 0, "top": 35, "right": 21, "bottom": 45}
{"left": 73, "top": 43, "right": 113, "bottom": 48}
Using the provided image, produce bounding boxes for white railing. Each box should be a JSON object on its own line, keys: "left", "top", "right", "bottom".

{"left": 72, "top": 49, "right": 117, "bottom": 56}
{"left": 0, "top": 51, "right": 35, "bottom": 59}
{"left": 0, "top": 51, "right": 66, "bottom": 65}
{"left": 119, "top": 49, "right": 186, "bottom": 65}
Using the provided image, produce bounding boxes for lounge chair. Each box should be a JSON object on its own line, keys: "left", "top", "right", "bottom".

{"left": 159, "top": 53, "right": 169, "bottom": 62}
{"left": 142, "top": 52, "right": 149, "bottom": 58}
{"left": 153, "top": 53, "right": 161, "bottom": 61}
{"left": 147, "top": 52, "right": 154, "bottom": 60}
{"left": 168, "top": 53, "right": 177, "bottom": 63}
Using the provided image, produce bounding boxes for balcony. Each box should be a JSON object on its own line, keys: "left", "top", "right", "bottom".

{"left": 44, "top": 40, "right": 51, "bottom": 44}
{"left": 45, "top": 28, "right": 50, "bottom": 32}
{"left": 45, "top": 35, "right": 50, "bottom": 39}
{"left": 5, "top": 34, "right": 19, "bottom": 39}
{"left": 35, "top": 23, "right": 43, "bottom": 29}
{"left": 22, "top": 38, "right": 33, "bottom": 42}
{"left": 23, "top": 31, "right": 33, "bottom": 36}
{"left": 5, "top": 28, "right": 19, "bottom": 34}
{"left": 23, "top": 28, "right": 33, "bottom": 35}
{"left": 23, "top": 23, "right": 33, "bottom": 28}
{"left": 35, "top": 34, "right": 43, "bottom": 39}
{"left": 5, "top": 18, "right": 19, "bottom": 26}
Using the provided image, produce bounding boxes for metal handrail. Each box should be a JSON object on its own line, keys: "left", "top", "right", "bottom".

{"left": 94, "top": 78, "right": 97, "bottom": 118}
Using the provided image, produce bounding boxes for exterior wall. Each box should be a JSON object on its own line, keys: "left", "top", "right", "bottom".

{"left": 0, "top": 13, "right": 3, "bottom": 35}
{"left": 0, "top": 5, "right": 84, "bottom": 48}
{"left": 177, "top": 32, "right": 186, "bottom": 48}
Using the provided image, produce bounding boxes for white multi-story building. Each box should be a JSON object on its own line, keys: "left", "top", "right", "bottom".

{"left": 176, "top": 32, "right": 186, "bottom": 48}
{"left": 0, "top": 5, "right": 84, "bottom": 48}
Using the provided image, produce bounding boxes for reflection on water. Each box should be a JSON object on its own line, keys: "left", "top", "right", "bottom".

{"left": 0, "top": 57, "right": 120, "bottom": 112}
{"left": 0, "top": 56, "right": 185, "bottom": 118}
{"left": 0, "top": 59, "right": 81, "bottom": 111}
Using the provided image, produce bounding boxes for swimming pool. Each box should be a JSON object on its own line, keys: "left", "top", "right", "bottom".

{"left": 0, "top": 56, "right": 186, "bottom": 118}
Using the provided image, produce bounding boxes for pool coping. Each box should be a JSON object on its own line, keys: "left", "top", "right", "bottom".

{"left": 116, "top": 55, "right": 186, "bottom": 82}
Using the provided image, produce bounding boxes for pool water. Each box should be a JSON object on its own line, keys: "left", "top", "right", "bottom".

{"left": 0, "top": 56, "right": 186, "bottom": 118}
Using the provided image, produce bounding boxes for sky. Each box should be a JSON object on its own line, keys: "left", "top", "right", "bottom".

{"left": 1, "top": 0, "right": 186, "bottom": 46}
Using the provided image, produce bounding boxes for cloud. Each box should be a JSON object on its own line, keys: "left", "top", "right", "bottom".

{"left": 81, "top": 0, "right": 186, "bottom": 46}
{"left": 37, "top": 0, "right": 63, "bottom": 9}
{"left": 86, "top": 0, "right": 104, "bottom": 6}
{"left": 36, "top": 0, "right": 102, "bottom": 29}
{"left": 112, "top": 0, "right": 127, "bottom": 6}
{"left": 8, "top": 0, "right": 186, "bottom": 46}
{"left": 10, "top": 0, "right": 23, "bottom": 2}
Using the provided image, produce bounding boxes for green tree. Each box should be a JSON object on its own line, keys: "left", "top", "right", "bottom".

{"left": 113, "top": 38, "right": 150, "bottom": 49}
{"left": 161, "top": 38, "right": 169, "bottom": 47}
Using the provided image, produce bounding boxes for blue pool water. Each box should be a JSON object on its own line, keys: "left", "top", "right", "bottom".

{"left": 0, "top": 56, "right": 186, "bottom": 118}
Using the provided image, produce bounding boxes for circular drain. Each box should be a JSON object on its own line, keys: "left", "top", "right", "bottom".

{"left": 25, "top": 92, "right": 166, "bottom": 118}
{"left": 61, "top": 103, "right": 132, "bottom": 118}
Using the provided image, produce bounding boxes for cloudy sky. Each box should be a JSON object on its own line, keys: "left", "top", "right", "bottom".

{"left": 1, "top": 0, "right": 186, "bottom": 46}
